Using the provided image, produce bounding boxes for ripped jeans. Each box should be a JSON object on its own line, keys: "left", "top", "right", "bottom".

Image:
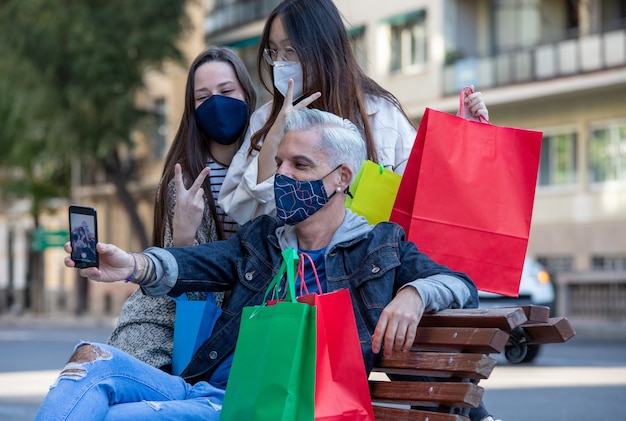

{"left": 34, "top": 342, "right": 224, "bottom": 421}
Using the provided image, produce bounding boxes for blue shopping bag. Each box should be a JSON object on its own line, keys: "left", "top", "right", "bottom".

{"left": 171, "top": 293, "right": 222, "bottom": 375}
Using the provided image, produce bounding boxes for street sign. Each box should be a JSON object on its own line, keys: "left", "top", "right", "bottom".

{"left": 31, "top": 229, "right": 69, "bottom": 251}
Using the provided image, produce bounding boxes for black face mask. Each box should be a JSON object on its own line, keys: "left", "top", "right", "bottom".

{"left": 195, "top": 95, "right": 248, "bottom": 145}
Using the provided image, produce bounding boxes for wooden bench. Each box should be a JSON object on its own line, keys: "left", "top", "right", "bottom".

{"left": 369, "top": 305, "right": 575, "bottom": 421}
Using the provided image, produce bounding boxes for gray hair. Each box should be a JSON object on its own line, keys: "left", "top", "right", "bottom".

{"left": 284, "top": 108, "right": 366, "bottom": 182}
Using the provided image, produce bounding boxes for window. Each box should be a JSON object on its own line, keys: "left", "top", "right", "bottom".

{"left": 588, "top": 120, "right": 626, "bottom": 184}
{"left": 538, "top": 131, "right": 578, "bottom": 187}
{"left": 152, "top": 98, "right": 167, "bottom": 161}
{"left": 348, "top": 26, "right": 367, "bottom": 72}
{"left": 493, "top": 0, "right": 541, "bottom": 51}
{"left": 537, "top": 255, "right": 574, "bottom": 272}
{"left": 205, "top": 0, "right": 279, "bottom": 36}
{"left": 591, "top": 255, "right": 626, "bottom": 270}
{"left": 388, "top": 11, "right": 427, "bottom": 73}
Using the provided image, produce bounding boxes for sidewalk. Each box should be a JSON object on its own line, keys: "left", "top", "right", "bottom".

{"left": 0, "top": 312, "right": 118, "bottom": 329}
{"left": 0, "top": 312, "right": 118, "bottom": 421}
{"left": 565, "top": 318, "right": 626, "bottom": 341}
{"left": 0, "top": 370, "right": 56, "bottom": 421}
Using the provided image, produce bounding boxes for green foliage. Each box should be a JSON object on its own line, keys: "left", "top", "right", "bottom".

{"left": 1, "top": 0, "right": 189, "bottom": 156}
{"left": 0, "top": 44, "right": 71, "bottom": 212}
{"left": 0, "top": 0, "right": 190, "bottom": 234}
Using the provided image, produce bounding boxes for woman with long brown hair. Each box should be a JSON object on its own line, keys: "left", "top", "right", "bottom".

{"left": 108, "top": 46, "right": 257, "bottom": 371}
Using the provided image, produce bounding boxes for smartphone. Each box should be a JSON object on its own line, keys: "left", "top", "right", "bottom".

{"left": 69, "top": 205, "right": 99, "bottom": 268}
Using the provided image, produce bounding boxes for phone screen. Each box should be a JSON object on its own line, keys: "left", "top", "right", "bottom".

{"left": 69, "top": 205, "right": 99, "bottom": 268}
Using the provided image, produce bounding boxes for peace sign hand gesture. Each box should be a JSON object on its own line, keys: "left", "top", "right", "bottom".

{"left": 172, "top": 163, "right": 210, "bottom": 246}
{"left": 257, "top": 79, "right": 322, "bottom": 183}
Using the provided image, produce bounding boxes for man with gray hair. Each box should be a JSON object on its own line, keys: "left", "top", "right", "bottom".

{"left": 38, "top": 108, "right": 478, "bottom": 420}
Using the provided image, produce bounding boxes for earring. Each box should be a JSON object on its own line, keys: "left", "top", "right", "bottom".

{"left": 336, "top": 187, "right": 342, "bottom": 192}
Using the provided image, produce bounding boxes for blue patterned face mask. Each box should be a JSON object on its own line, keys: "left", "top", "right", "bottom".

{"left": 274, "top": 166, "right": 342, "bottom": 225}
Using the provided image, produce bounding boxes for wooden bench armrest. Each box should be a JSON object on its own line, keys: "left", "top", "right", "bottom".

{"left": 521, "top": 316, "right": 576, "bottom": 344}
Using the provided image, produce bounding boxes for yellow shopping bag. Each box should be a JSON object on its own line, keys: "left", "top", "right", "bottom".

{"left": 345, "top": 160, "right": 401, "bottom": 225}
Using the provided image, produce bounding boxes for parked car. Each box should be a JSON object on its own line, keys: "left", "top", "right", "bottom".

{"left": 478, "top": 257, "right": 555, "bottom": 363}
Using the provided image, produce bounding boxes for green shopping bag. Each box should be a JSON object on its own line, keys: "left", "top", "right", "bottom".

{"left": 345, "top": 160, "right": 402, "bottom": 225}
{"left": 221, "top": 248, "right": 316, "bottom": 421}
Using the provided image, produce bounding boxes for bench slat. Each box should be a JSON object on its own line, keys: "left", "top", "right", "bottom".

{"left": 412, "top": 327, "right": 510, "bottom": 353}
{"left": 373, "top": 405, "right": 470, "bottom": 421}
{"left": 419, "top": 307, "right": 527, "bottom": 330}
{"left": 370, "top": 380, "right": 483, "bottom": 407}
{"left": 373, "top": 351, "right": 496, "bottom": 380}
{"left": 522, "top": 317, "right": 576, "bottom": 344}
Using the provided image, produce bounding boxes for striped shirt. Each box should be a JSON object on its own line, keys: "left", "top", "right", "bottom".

{"left": 207, "top": 159, "right": 239, "bottom": 239}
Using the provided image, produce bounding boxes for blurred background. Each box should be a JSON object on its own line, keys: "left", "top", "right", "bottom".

{"left": 0, "top": 0, "right": 625, "bottom": 338}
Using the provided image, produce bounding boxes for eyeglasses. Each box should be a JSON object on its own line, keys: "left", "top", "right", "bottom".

{"left": 263, "top": 47, "right": 298, "bottom": 66}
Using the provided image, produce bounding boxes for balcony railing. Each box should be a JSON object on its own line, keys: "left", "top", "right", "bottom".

{"left": 444, "top": 27, "right": 626, "bottom": 95}
{"left": 205, "top": 0, "right": 281, "bottom": 36}
{"left": 555, "top": 270, "right": 626, "bottom": 322}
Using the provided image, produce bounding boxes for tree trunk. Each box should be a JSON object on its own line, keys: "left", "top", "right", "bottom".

{"left": 105, "top": 157, "right": 150, "bottom": 250}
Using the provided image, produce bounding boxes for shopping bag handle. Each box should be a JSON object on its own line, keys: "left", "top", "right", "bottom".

{"left": 297, "top": 252, "right": 323, "bottom": 296}
{"left": 249, "top": 248, "right": 299, "bottom": 319}
{"left": 260, "top": 247, "right": 299, "bottom": 305}
{"left": 459, "top": 85, "right": 490, "bottom": 124}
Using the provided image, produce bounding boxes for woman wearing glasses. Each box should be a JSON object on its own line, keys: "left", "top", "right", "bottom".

{"left": 218, "top": 0, "right": 489, "bottom": 225}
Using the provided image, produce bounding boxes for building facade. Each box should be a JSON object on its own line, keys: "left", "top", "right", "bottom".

{"left": 2, "top": 0, "right": 625, "bottom": 320}
{"left": 204, "top": 0, "right": 626, "bottom": 269}
{"left": 201, "top": 0, "right": 626, "bottom": 321}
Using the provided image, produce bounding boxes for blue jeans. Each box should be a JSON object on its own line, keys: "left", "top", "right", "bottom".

{"left": 35, "top": 342, "right": 224, "bottom": 421}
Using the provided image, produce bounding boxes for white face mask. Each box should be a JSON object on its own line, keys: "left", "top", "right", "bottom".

{"left": 272, "top": 62, "right": 304, "bottom": 100}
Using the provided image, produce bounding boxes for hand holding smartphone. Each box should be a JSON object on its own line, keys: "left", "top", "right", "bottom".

{"left": 69, "top": 205, "right": 99, "bottom": 268}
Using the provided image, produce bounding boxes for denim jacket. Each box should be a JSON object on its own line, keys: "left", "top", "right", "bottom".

{"left": 142, "top": 211, "right": 478, "bottom": 384}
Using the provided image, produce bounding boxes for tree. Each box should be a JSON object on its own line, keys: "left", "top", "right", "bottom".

{"left": 0, "top": 45, "right": 74, "bottom": 313}
{"left": 0, "top": 0, "right": 191, "bottom": 248}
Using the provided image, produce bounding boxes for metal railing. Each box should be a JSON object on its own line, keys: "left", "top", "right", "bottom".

{"left": 554, "top": 270, "right": 626, "bottom": 322}
{"left": 205, "top": 0, "right": 281, "bottom": 36}
{"left": 444, "top": 27, "right": 626, "bottom": 95}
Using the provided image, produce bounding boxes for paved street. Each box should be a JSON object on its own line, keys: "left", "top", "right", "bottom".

{"left": 0, "top": 316, "right": 114, "bottom": 421}
{"left": 1, "top": 315, "right": 625, "bottom": 421}
{"left": 482, "top": 339, "right": 626, "bottom": 420}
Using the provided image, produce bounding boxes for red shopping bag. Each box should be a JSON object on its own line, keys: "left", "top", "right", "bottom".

{"left": 390, "top": 88, "right": 542, "bottom": 296}
{"left": 297, "top": 254, "right": 374, "bottom": 421}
